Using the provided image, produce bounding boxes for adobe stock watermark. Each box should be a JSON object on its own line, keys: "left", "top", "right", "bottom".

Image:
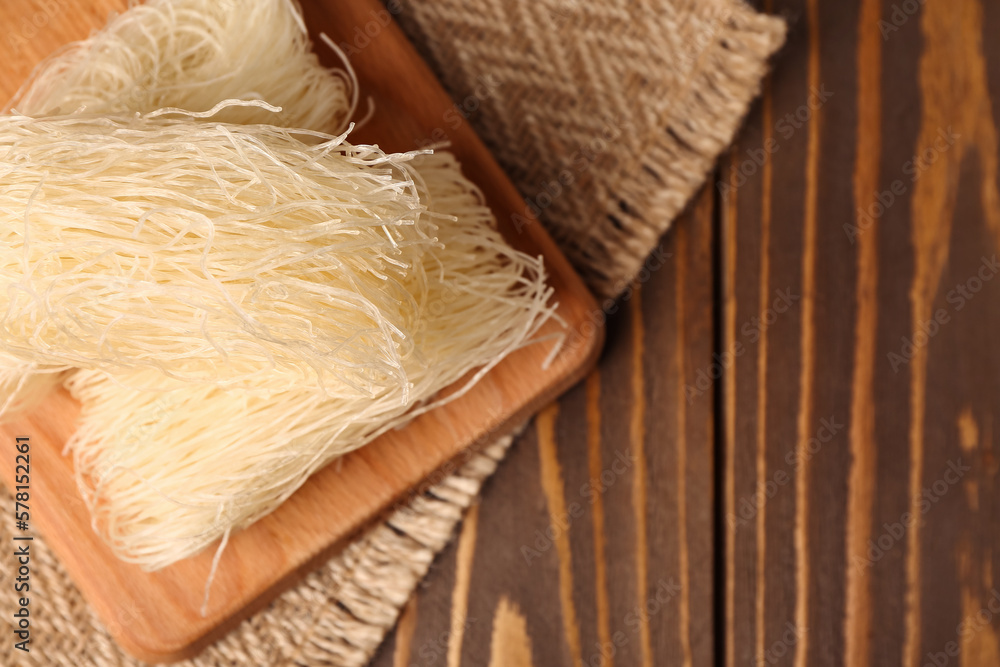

{"left": 726, "top": 416, "right": 844, "bottom": 529}
{"left": 548, "top": 0, "right": 581, "bottom": 27}
{"left": 556, "top": 246, "right": 672, "bottom": 361}
{"left": 387, "top": 407, "right": 506, "bottom": 519}
{"left": 414, "top": 74, "right": 502, "bottom": 149}
{"left": 335, "top": 0, "right": 404, "bottom": 58}
{"left": 511, "top": 114, "right": 631, "bottom": 233}
{"left": 408, "top": 615, "right": 476, "bottom": 666}
{"left": 581, "top": 578, "right": 682, "bottom": 667}
{"left": 757, "top": 623, "right": 806, "bottom": 667}
{"left": 852, "top": 458, "right": 970, "bottom": 572}
{"left": 521, "top": 448, "right": 637, "bottom": 565}
{"left": 844, "top": 126, "right": 960, "bottom": 243}
{"left": 718, "top": 85, "right": 833, "bottom": 202}
{"left": 878, "top": 0, "right": 926, "bottom": 41}
{"left": 684, "top": 288, "right": 800, "bottom": 403}
{"left": 5, "top": 0, "right": 69, "bottom": 55}
{"left": 678, "top": 4, "right": 737, "bottom": 71}
{"left": 888, "top": 255, "right": 999, "bottom": 372}
{"left": 923, "top": 589, "right": 1000, "bottom": 667}
{"left": 103, "top": 598, "right": 143, "bottom": 639}
{"left": 88, "top": 392, "right": 185, "bottom": 485}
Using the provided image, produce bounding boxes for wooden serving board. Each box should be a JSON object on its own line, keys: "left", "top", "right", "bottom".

{"left": 0, "top": 1, "right": 603, "bottom": 663}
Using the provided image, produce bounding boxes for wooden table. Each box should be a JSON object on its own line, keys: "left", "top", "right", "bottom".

{"left": 370, "top": 0, "right": 1000, "bottom": 665}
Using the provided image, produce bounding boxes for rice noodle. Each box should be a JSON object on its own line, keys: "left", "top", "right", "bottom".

{"left": 6, "top": 0, "right": 352, "bottom": 133}
{"left": 0, "top": 0, "right": 560, "bottom": 581}
{"left": 0, "top": 111, "right": 558, "bottom": 570}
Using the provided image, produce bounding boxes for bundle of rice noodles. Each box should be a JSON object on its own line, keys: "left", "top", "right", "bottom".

{"left": 0, "top": 0, "right": 357, "bottom": 413}
{"left": 0, "top": 110, "right": 555, "bottom": 566}
{"left": 0, "top": 0, "right": 559, "bottom": 584}
{"left": 0, "top": 110, "right": 437, "bottom": 391}
{"left": 60, "top": 149, "right": 554, "bottom": 571}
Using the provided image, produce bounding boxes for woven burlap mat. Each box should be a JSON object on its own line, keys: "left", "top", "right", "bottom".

{"left": 0, "top": 1, "right": 784, "bottom": 664}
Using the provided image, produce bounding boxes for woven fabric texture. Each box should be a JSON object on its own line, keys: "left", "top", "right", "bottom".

{"left": 396, "top": 0, "right": 786, "bottom": 297}
{"left": 0, "top": 0, "right": 784, "bottom": 664}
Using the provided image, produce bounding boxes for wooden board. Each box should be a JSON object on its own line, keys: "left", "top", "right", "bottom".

{"left": 0, "top": 0, "right": 603, "bottom": 663}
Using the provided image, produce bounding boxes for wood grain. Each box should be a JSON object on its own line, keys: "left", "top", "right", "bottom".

{"left": 0, "top": 0, "right": 602, "bottom": 662}
{"left": 844, "top": 0, "right": 880, "bottom": 665}
{"left": 373, "top": 0, "right": 1000, "bottom": 666}
{"left": 373, "top": 183, "right": 717, "bottom": 667}
{"left": 720, "top": 0, "right": 1000, "bottom": 666}
{"left": 2, "top": 0, "right": 998, "bottom": 664}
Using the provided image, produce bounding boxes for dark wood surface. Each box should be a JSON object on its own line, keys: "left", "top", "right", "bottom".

{"left": 370, "top": 0, "right": 1000, "bottom": 665}
{"left": 0, "top": 1, "right": 603, "bottom": 661}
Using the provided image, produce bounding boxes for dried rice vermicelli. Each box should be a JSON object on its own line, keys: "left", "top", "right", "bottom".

{"left": 0, "top": 111, "right": 558, "bottom": 574}
{"left": 6, "top": 0, "right": 353, "bottom": 133}
{"left": 0, "top": 0, "right": 559, "bottom": 591}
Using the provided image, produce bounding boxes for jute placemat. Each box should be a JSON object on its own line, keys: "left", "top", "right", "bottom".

{"left": 0, "top": 0, "right": 784, "bottom": 664}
